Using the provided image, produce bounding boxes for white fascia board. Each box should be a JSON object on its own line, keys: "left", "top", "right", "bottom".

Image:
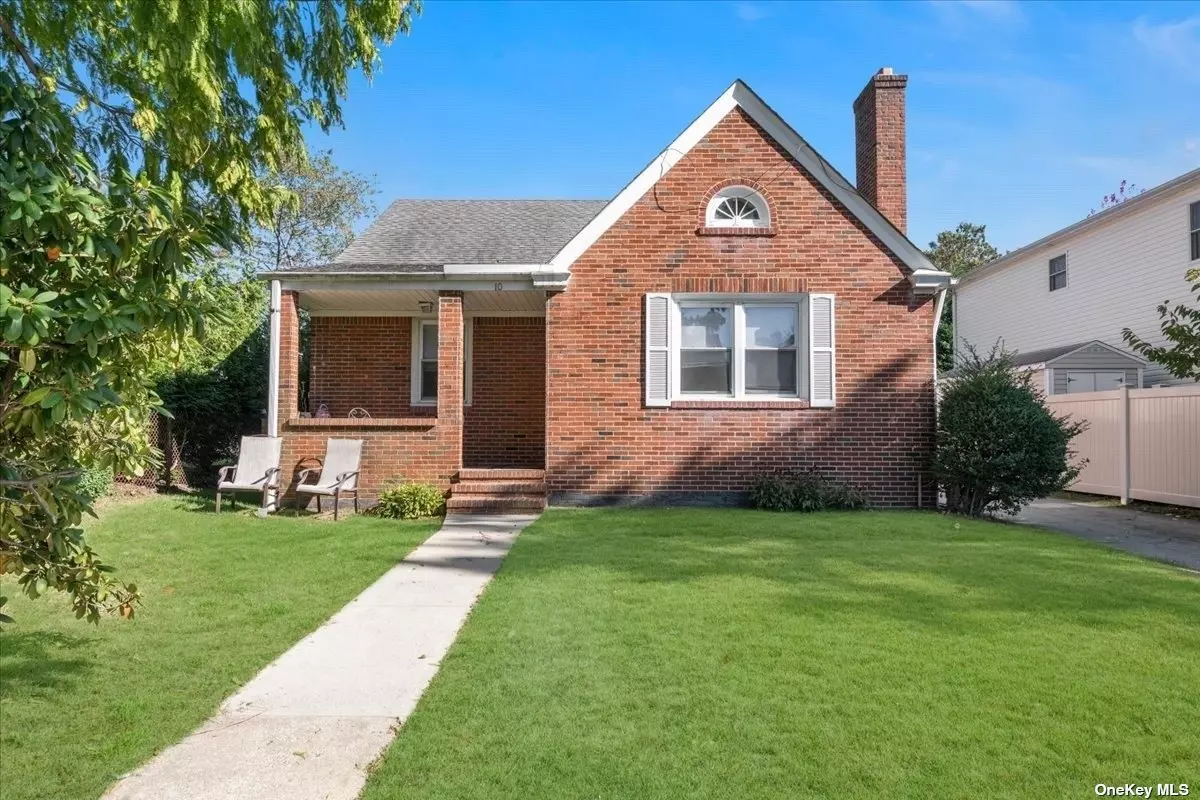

{"left": 548, "top": 84, "right": 741, "bottom": 271}
{"left": 549, "top": 79, "right": 937, "bottom": 275}
{"left": 278, "top": 279, "right": 539, "bottom": 293}
{"left": 442, "top": 263, "right": 547, "bottom": 275}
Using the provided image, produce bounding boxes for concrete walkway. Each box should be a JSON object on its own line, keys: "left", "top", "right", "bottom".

{"left": 103, "top": 513, "right": 539, "bottom": 800}
{"left": 1016, "top": 498, "right": 1200, "bottom": 571}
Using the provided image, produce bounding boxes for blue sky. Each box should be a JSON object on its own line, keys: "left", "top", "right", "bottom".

{"left": 310, "top": 0, "right": 1200, "bottom": 252}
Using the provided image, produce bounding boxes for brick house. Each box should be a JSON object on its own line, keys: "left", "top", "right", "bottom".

{"left": 262, "top": 68, "right": 953, "bottom": 510}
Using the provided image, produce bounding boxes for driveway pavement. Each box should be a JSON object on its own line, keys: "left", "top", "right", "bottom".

{"left": 1016, "top": 498, "right": 1200, "bottom": 571}
{"left": 103, "top": 513, "right": 539, "bottom": 800}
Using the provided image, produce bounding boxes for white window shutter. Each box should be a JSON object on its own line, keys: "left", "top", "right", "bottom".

{"left": 809, "top": 294, "right": 836, "bottom": 407}
{"left": 645, "top": 293, "right": 672, "bottom": 407}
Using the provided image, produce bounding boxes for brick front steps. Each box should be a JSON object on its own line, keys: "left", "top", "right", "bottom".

{"left": 448, "top": 469, "right": 547, "bottom": 513}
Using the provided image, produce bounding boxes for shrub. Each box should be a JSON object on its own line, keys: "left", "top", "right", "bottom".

{"left": 375, "top": 483, "right": 446, "bottom": 519}
{"left": 750, "top": 469, "right": 868, "bottom": 512}
{"left": 74, "top": 465, "right": 114, "bottom": 502}
{"left": 933, "top": 345, "right": 1087, "bottom": 517}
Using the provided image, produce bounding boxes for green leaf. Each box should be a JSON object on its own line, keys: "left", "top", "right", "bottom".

{"left": 18, "top": 348, "right": 35, "bottom": 372}
{"left": 22, "top": 386, "right": 51, "bottom": 406}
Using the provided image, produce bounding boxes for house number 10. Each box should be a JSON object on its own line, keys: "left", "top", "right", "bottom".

{"left": 494, "top": 282, "right": 503, "bottom": 291}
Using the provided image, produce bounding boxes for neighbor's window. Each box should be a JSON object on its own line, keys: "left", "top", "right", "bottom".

{"left": 1049, "top": 254, "right": 1067, "bottom": 291}
{"left": 1190, "top": 201, "right": 1199, "bottom": 261}
{"left": 418, "top": 321, "right": 438, "bottom": 402}
{"left": 677, "top": 301, "right": 801, "bottom": 398}
{"left": 705, "top": 187, "right": 770, "bottom": 228}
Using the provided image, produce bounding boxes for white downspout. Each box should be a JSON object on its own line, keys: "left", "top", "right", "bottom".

{"left": 267, "top": 280, "right": 281, "bottom": 438}
{"left": 932, "top": 286, "right": 949, "bottom": 388}
{"left": 950, "top": 284, "right": 958, "bottom": 367}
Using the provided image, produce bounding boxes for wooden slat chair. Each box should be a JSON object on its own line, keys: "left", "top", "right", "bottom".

{"left": 216, "top": 436, "right": 282, "bottom": 512}
{"left": 294, "top": 438, "right": 363, "bottom": 520}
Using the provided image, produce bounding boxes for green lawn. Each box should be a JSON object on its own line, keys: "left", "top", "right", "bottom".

{"left": 0, "top": 494, "right": 438, "bottom": 800}
{"left": 363, "top": 509, "right": 1200, "bottom": 800}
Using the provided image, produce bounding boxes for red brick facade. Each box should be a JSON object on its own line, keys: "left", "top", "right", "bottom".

{"left": 277, "top": 71, "right": 937, "bottom": 507}
{"left": 464, "top": 317, "right": 546, "bottom": 469}
{"left": 281, "top": 308, "right": 546, "bottom": 497}
{"left": 309, "top": 317, "right": 426, "bottom": 418}
{"left": 277, "top": 295, "right": 468, "bottom": 499}
{"left": 545, "top": 106, "right": 936, "bottom": 507}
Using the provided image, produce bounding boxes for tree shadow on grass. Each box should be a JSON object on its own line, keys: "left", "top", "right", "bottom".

{"left": 0, "top": 630, "right": 93, "bottom": 694}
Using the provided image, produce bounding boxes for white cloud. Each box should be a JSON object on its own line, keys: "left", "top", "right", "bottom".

{"left": 1132, "top": 15, "right": 1200, "bottom": 71}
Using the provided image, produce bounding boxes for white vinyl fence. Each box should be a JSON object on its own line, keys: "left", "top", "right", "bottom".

{"left": 1045, "top": 384, "right": 1200, "bottom": 509}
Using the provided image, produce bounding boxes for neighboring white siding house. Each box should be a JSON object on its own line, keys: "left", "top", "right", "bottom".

{"left": 956, "top": 168, "right": 1200, "bottom": 388}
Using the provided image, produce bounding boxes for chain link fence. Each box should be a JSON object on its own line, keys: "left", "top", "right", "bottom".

{"left": 113, "top": 413, "right": 190, "bottom": 490}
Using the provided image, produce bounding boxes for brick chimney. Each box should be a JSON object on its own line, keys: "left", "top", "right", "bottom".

{"left": 853, "top": 67, "right": 908, "bottom": 233}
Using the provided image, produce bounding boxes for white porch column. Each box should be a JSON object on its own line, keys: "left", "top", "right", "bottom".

{"left": 267, "top": 280, "right": 281, "bottom": 438}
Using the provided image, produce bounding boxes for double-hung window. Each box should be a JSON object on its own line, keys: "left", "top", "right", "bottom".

{"left": 1190, "top": 201, "right": 1199, "bottom": 262}
{"left": 410, "top": 318, "right": 473, "bottom": 406}
{"left": 675, "top": 299, "right": 803, "bottom": 399}
{"left": 1049, "top": 254, "right": 1067, "bottom": 291}
{"left": 415, "top": 320, "right": 439, "bottom": 404}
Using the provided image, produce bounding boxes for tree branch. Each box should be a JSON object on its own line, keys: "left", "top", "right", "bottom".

{"left": 0, "top": 12, "right": 42, "bottom": 78}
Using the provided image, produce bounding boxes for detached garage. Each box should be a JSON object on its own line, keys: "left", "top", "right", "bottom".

{"left": 1011, "top": 340, "right": 1147, "bottom": 395}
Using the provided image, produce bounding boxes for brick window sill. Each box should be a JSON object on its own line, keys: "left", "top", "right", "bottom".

{"left": 669, "top": 400, "right": 812, "bottom": 410}
{"left": 287, "top": 416, "right": 437, "bottom": 429}
{"left": 695, "top": 226, "right": 776, "bottom": 237}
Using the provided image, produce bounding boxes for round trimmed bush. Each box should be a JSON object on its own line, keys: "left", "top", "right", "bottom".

{"left": 933, "top": 347, "right": 1086, "bottom": 516}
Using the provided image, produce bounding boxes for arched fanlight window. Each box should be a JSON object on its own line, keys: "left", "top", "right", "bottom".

{"left": 705, "top": 187, "right": 770, "bottom": 228}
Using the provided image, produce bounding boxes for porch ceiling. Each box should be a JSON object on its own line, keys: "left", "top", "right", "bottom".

{"left": 299, "top": 288, "right": 547, "bottom": 316}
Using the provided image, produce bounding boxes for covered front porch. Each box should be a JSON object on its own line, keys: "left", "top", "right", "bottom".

{"left": 265, "top": 275, "right": 551, "bottom": 505}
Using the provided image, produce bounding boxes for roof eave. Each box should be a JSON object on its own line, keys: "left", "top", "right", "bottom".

{"left": 909, "top": 269, "right": 955, "bottom": 295}
{"left": 959, "top": 166, "right": 1200, "bottom": 289}
{"left": 547, "top": 78, "right": 938, "bottom": 276}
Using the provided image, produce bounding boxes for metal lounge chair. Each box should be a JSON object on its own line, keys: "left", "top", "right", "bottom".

{"left": 216, "top": 436, "right": 282, "bottom": 512}
{"left": 295, "top": 438, "right": 363, "bottom": 520}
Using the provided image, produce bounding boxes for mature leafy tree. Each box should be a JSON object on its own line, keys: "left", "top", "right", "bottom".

{"left": 0, "top": 0, "right": 416, "bottom": 622}
{"left": 932, "top": 346, "right": 1086, "bottom": 517}
{"left": 0, "top": 74, "right": 227, "bottom": 622}
{"left": 251, "top": 151, "right": 378, "bottom": 273}
{"left": 0, "top": 0, "right": 415, "bottom": 228}
{"left": 1122, "top": 268, "right": 1200, "bottom": 381}
{"left": 925, "top": 222, "right": 1000, "bottom": 371}
{"left": 156, "top": 155, "right": 377, "bottom": 480}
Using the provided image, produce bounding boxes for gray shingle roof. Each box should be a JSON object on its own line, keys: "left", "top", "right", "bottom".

{"left": 297, "top": 199, "right": 608, "bottom": 272}
{"left": 942, "top": 340, "right": 1145, "bottom": 378}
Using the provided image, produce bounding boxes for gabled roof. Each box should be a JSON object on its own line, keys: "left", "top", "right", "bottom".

{"left": 271, "top": 199, "right": 607, "bottom": 273}
{"left": 264, "top": 79, "right": 947, "bottom": 289}
{"left": 1011, "top": 340, "right": 1147, "bottom": 368}
{"left": 959, "top": 167, "right": 1200, "bottom": 288}
{"left": 549, "top": 79, "right": 942, "bottom": 280}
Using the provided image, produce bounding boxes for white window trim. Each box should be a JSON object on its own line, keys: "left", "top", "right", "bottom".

{"left": 410, "top": 317, "right": 473, "bottom": 407}
{"left": 704, "top": 186, "right": 770, "bottom": 229}
{"left": 1190, "top": 200, "right": 1200, "bottom": 262}
{"left": 1049, "top": 253, "right": 1068, "bottom": 292}
{"left": 669, "top": 294, "right": 806, "bottom": 402}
